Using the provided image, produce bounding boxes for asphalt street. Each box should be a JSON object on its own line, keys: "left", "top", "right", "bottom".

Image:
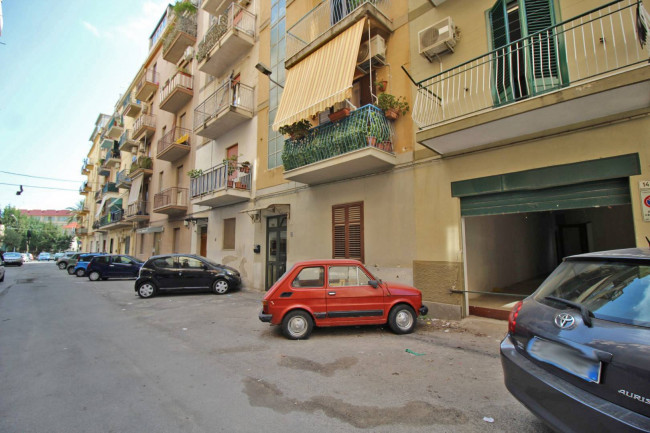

{"left": 0, "top": 262, "right": 552, "bottom": 433}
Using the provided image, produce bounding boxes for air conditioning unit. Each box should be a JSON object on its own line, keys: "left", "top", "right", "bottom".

{"left": 183, "top": 46, "right": 194, "bottom": 62}
{"left": 419, "top": 17, "right": 457, "bottom": 61}
{"left": 356, "top": 35, "right": 386, "bottom": 74}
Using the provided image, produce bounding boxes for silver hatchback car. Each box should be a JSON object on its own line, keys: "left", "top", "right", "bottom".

{"left": 501, "top": 248, "right": 650, "bottom": 432}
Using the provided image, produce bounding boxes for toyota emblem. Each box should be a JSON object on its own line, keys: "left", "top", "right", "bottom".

{"left": 554, "top": 312, "right": 576, "bottom": 329}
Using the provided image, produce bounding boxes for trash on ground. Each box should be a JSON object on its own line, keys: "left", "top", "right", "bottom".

{"left": 405, "top": 349, "right": 425, "bottom": 356}
{"left": 483, "top": 417, "right": 494, "bottom": 423}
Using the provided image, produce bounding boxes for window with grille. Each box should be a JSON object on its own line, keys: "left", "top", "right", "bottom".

{"left": 332, "top": 202, "right": 364, "bottom": 262}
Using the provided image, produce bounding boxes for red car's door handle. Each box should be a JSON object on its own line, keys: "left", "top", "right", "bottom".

{"left": 328, "top": 292, "right": 336, "bottom": 296}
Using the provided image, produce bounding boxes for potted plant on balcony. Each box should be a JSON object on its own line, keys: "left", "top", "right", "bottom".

{"left": 240, "top": 161, "right": 251, "bottom": 173}
{"left": 173, "top": 0, "right": 197, "bottom": 15}
{"left": 328, "top": 106, "right": 351, "bottom": 123}
{"left": 377, "top": 93, "right": 409, "bottom": 120}
{"left": 138, "top": 156, "right": 153, "bottom": 169}
{"left": 187, "top": 169, "right": 203, "bottom": 178}
{"left": 374, "top": 79, "right": 388, "bottom": 92}
{"left": 223, "top": 155, "right": 238, "bottom": 176}
{"left": 279, "top": 119, "right": 312, "bottom": 140}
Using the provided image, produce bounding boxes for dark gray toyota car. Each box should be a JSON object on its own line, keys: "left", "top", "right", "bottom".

{"left": 501, "top": 248, "right": 650, "bottom": 433}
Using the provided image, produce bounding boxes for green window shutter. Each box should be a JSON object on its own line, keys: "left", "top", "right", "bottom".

{"left": 489, "top": 0, "right": 511, "bottom": 102}
{"left": 522, "top": 0, "right": 560, "bottom": 87}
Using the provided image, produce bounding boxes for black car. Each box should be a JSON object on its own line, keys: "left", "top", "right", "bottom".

{"left": 501, "top": 248, "right": 650, "bottom": 433}
{"left": 135, "top": 254, "right": 241, "bottom": 298}
{"left": 86, "top": 254, "right": 144, "bottom": 281}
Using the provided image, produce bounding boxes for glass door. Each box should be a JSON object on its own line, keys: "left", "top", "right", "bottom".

{"left": 265, "top": 215, "right": 287, "bottom": 290}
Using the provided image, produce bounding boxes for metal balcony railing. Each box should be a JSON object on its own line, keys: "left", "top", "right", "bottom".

{"left": 196, "top": 4, "right": 256, "bottom": 63}
{"left": 158, "top": 126, "right": 192, "bottom": 155}
{"left": 286, "top": 0, "right": 391, "bottom": 59}
{"left": 133, "top": 113, "right": 156, "bottom": 133}
{"left": 281, "top": 104, "right": 394, "bottom": 171}
{"left": 160, "top": 72, "right": 193, "bottom": 102}
{"left": 412, "top": 0, "right": 649, "bottom": 129}
{"left": 107, "top": 116, "right": 124, "bottom": 130}
{"left": 122, "top": 92, "right": 141, "bottom": 110}
{"left": 99, "top": 209, "right": 125, "bottom": 227}
{"left": 154, "top": 187, "right": 188, "bottom": 209}
{"left": 193, "top": 80, "right": 254, "bottom": 130}
{"left": 163, "top": 14, "right": 198, "bottom": 53}
{"left": 190, "top": 162, "right": 252, "bottom": 197}
{"left": 102, "top": 182, "right": 118, "bottom": 195}
{"left": 136, "top": 68, "right": 159, "bottom": 93}
{"left": 127, "top": 200, "right": 149, "bottom": 218}
{"left": 104, "top": 149, "right": 120, "bottom": 162}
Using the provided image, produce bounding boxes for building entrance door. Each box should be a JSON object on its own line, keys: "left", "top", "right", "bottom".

{"left": 199, "top": 226, "right": 207, "bottom": 257}
{"left": 265, "top": 215, "right": 287, "bottom": 290}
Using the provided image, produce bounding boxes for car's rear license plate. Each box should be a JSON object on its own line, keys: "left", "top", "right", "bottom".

{"left": 527, "top": 337, "right": 601, "bottom": 383}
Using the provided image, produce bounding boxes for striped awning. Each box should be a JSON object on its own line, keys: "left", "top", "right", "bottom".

{"left": 272, "top": 19, "right": 366, "bottom": 130}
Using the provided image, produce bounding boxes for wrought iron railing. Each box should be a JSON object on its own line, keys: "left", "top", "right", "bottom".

{"left": 412, "top": 0, "right": 649, "bottom": 129}
{"left": 133, "top": 113, "right": 156, "bottom": 134}
{"left": 196, "top": 4, "right": 256, "bottom": 63}
{"left": 286, "top": 0, "right": 391, "bottom": 59}
{"left": 107, "top": 115, "right": 124, "bottom": 130}
{"left": 102, "top": 182, "right": 118, "bottom": 195}
{"left": 116, "top": 169, "right": 131, "bottom": 186}
{"left": 122, "top": 92, "right": 141, "bottom": 110}
{"left": 99, "top": 209, "right": 126, "bottom": 227}
{"left": 154, "top": 187, "right": 188, "bottom": 209}
{"left": 282, "top": 104, "right": 394, "bottom": 171}
{"left": 127, "top": 200, "right": 149, "bottom": 218}
{"left": 160, "top": 72, "right": 193, "bottom": 103}
{"left": 190, "top": 162, "right": 252, "bottom": 197}
{"left": 136, "top": 68, "right": 159, "bottom": 94}
{"left": 193, "top": 80, "right": 254, "bottom": 130}
{"left": 104, "top": 149, "right": 120, "bottom": 162}
{"left": 158, "top": 127, "right": 192, "bottom": 156}
{"left": 163, "top": 14, "right": 198, "bottom": 54}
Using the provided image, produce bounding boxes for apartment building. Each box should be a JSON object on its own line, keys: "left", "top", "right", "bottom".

{"left": 408, "top": 0, "right": 650, "bottom": 319}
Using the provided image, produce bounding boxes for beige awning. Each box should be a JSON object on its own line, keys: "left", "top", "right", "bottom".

{"left": 272, "top": 19, "right": 366, "bottom": 130}
{"left": 128, "top": 175, "right": 143, "bottom": 205}
{"left": 95, "top": 196, "right": 107, "bottom": 218}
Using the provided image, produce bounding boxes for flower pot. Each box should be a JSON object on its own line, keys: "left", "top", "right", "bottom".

{"left": 235, "top": 182, "right": 246, "bottom": 189}
{"left": 328, "top": 108, "right": 350, "bottom": 122}
{"left": 375, "top": 80, "right": 387, "bottom": 92}
{"left": 367, "top": 136, "right": 377, "bottom": 147}
{"left": 384, "top": 108, "right": 399, "bottom": 120}
{"left": 241, "top": 166, "right": 250, "bottom": 173}
{"left": 227, "top": 181, "right": 234, "bottom": 188}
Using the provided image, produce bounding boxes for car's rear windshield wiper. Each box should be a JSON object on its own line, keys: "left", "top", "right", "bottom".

{"left": 545, "top": 296, "right": 594, "bottom": 327}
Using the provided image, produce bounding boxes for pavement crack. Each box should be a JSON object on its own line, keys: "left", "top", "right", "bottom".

{"left": 278, "top": 355, "right": 357, "bottom": 377}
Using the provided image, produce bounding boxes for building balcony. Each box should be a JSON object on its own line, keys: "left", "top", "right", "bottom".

{"left": 103, "top": 149, "right": 121, "bottom": 168}
{"left": 162, "top": 14, "right": 197, "bottom": 64}
{"left": 106, "top": 116, "right": 125, "bottom": 140}
{"left": 77, "top": 227, "right": 89, "bottom": 235}
{"left": 122, "top": 93, "right": 143, "bottom": 118}
{"left": 98, "top": 160, "right": 111, "bottom": 177}
{"left": 99, "top": 209, "right": 131, "bottom": 230}
{"left": 153, "top": 187, "right": 188, "bottom": 215}
{"left": 125, "top": 200, "right": 149, "bottom": 222}
{"left": 81, "top": 157, "right": 93, "bottom": 175}
{"left": 135, "top": 68, "right": 159, "bottom": 102}
{"left": 102, "top": 182, "right": 119, "bottom": 196}
{"left": 159, "top": 72, "right": 193, "bottom": 113}
{"left": 157, "top": 127, "right": 191, "bottom": 162}
{"left": 92, "top": 221, "right": 106, "bottom": 233}
{"left": 201, "top": 0, "right": 231, "bottom": 17}
{"left": 116, "top": 169, "right": 132, "bottom": 188}
{"left": 118, "top": 129, "right": 140, "bottom": 153}
{"left": 100, "top": 137, "right": 114, "bottom": 150}
{"left": 132, "top": 113, "right": 156, "bottom": 141}
{"left": 285, "top": 0, "right": 393, "bottom": 68}
{"left": 282, "top": 104, "right": 396, "bottom": 185}
{"left": 196, "top": 4, "right": 255, "bottom": 77}
{"left": 190, "top": 162, "right": 251, "bottom": 208}
{"left": 128, "top": 157, "right": 154, "bottom": 180}
{"left": 79, "top": 181, "right": 92, "bottom": 195}
{"left": 413, "top": 0, "right": 650, "bottom": 156}
{"left": 94, "top": 191, "right": 102, "bottom": 203}
{"left": 193, "top": 79, "right": 254, "bottom": 139}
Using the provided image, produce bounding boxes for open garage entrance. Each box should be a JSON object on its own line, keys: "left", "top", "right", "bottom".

{"left": 451, "top": 154, "right": 640, "bottom": 319}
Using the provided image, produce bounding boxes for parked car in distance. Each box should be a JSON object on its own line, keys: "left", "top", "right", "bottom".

{"left": 86, "top": 254, "right": 144, "bottom": 281}
{"left": 38, "top": 252, "right": 51, "bottom": 261}
{"left": 259, "top": 259, "right": 429, "bottom": 340}
{"left": 21, "top": 253, "right": 30, "bottom": 262}
{"left": 72, "top": 253, "right": 104, "bottom": 277}
{"left": 501, "top": 248, "right": 650, "bottom": 433}
{"left": 59, "top": 252, "right": 83, "bottom": 271}
{"left": 135, "top": 254, "right": 241, "bottom": 299}
{"left": 53, "top": 252, "right": 65, "bottom": 261}
{"left": 0, "top": 257, "right": 5, "bottom": 282}
{"left": 3, "top": 252, "right": 24, "bottom": 266}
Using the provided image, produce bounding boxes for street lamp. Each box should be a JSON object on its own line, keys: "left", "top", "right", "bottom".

{"left": 255, "top": 62, "right": 283, "bottom": 88}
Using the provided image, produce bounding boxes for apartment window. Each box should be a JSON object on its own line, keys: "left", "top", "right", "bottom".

{"left": 158, "top": 172, "right": 164, "bottom": 192}
{"left": 268, "top": 0, "right": 286, "bottom": 169}
{"left": 125, "top": 236, "right": 130, "bottom": 255}
{"left": 173, "top": 228, "right": 181, "bottom": 253}
{"left": 332, "top": 202, "right": 364, "bottom": 262}
{"left": 488, "top": 0, "right": 562, "bottom": 103}
{"left": 223, "top": 218, "right": 236, "bottom": 250}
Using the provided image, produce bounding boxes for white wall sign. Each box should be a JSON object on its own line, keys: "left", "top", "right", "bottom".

{"left": 640, "top": 181, "right": 650, "bottom": 222}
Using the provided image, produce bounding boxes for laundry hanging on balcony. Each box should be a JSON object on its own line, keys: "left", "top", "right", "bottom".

{"left": 128, "top": 176, "right": 143, "bottom": 205}
{"left": 272, "top": 18, "right": 366, "bottom": 130}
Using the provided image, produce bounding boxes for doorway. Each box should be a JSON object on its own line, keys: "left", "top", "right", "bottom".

{"left": 265, "top": 215, "right": 287, "bottom": 290}
{"left": 199, "top": 226, "right": 207, "bottom": 257}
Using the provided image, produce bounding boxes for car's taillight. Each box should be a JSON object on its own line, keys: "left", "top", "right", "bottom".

{"left": 262, "top": 300, "right": 268, "bottom": 313}
{"left": 508, "top": 301, "right": 523, "bottom": 334}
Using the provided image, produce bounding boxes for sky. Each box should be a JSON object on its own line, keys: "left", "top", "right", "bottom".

{"left": 0, "top": 0, "right": 169, "bottom": 211}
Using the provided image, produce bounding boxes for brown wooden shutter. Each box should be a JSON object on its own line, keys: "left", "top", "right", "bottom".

{"left": 332, "top": 202, "right": 364, "bottom": 262}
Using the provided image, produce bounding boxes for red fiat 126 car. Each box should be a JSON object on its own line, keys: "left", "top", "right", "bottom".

{"left": 259, "top": 259, "right": 428, "bottom": 339}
